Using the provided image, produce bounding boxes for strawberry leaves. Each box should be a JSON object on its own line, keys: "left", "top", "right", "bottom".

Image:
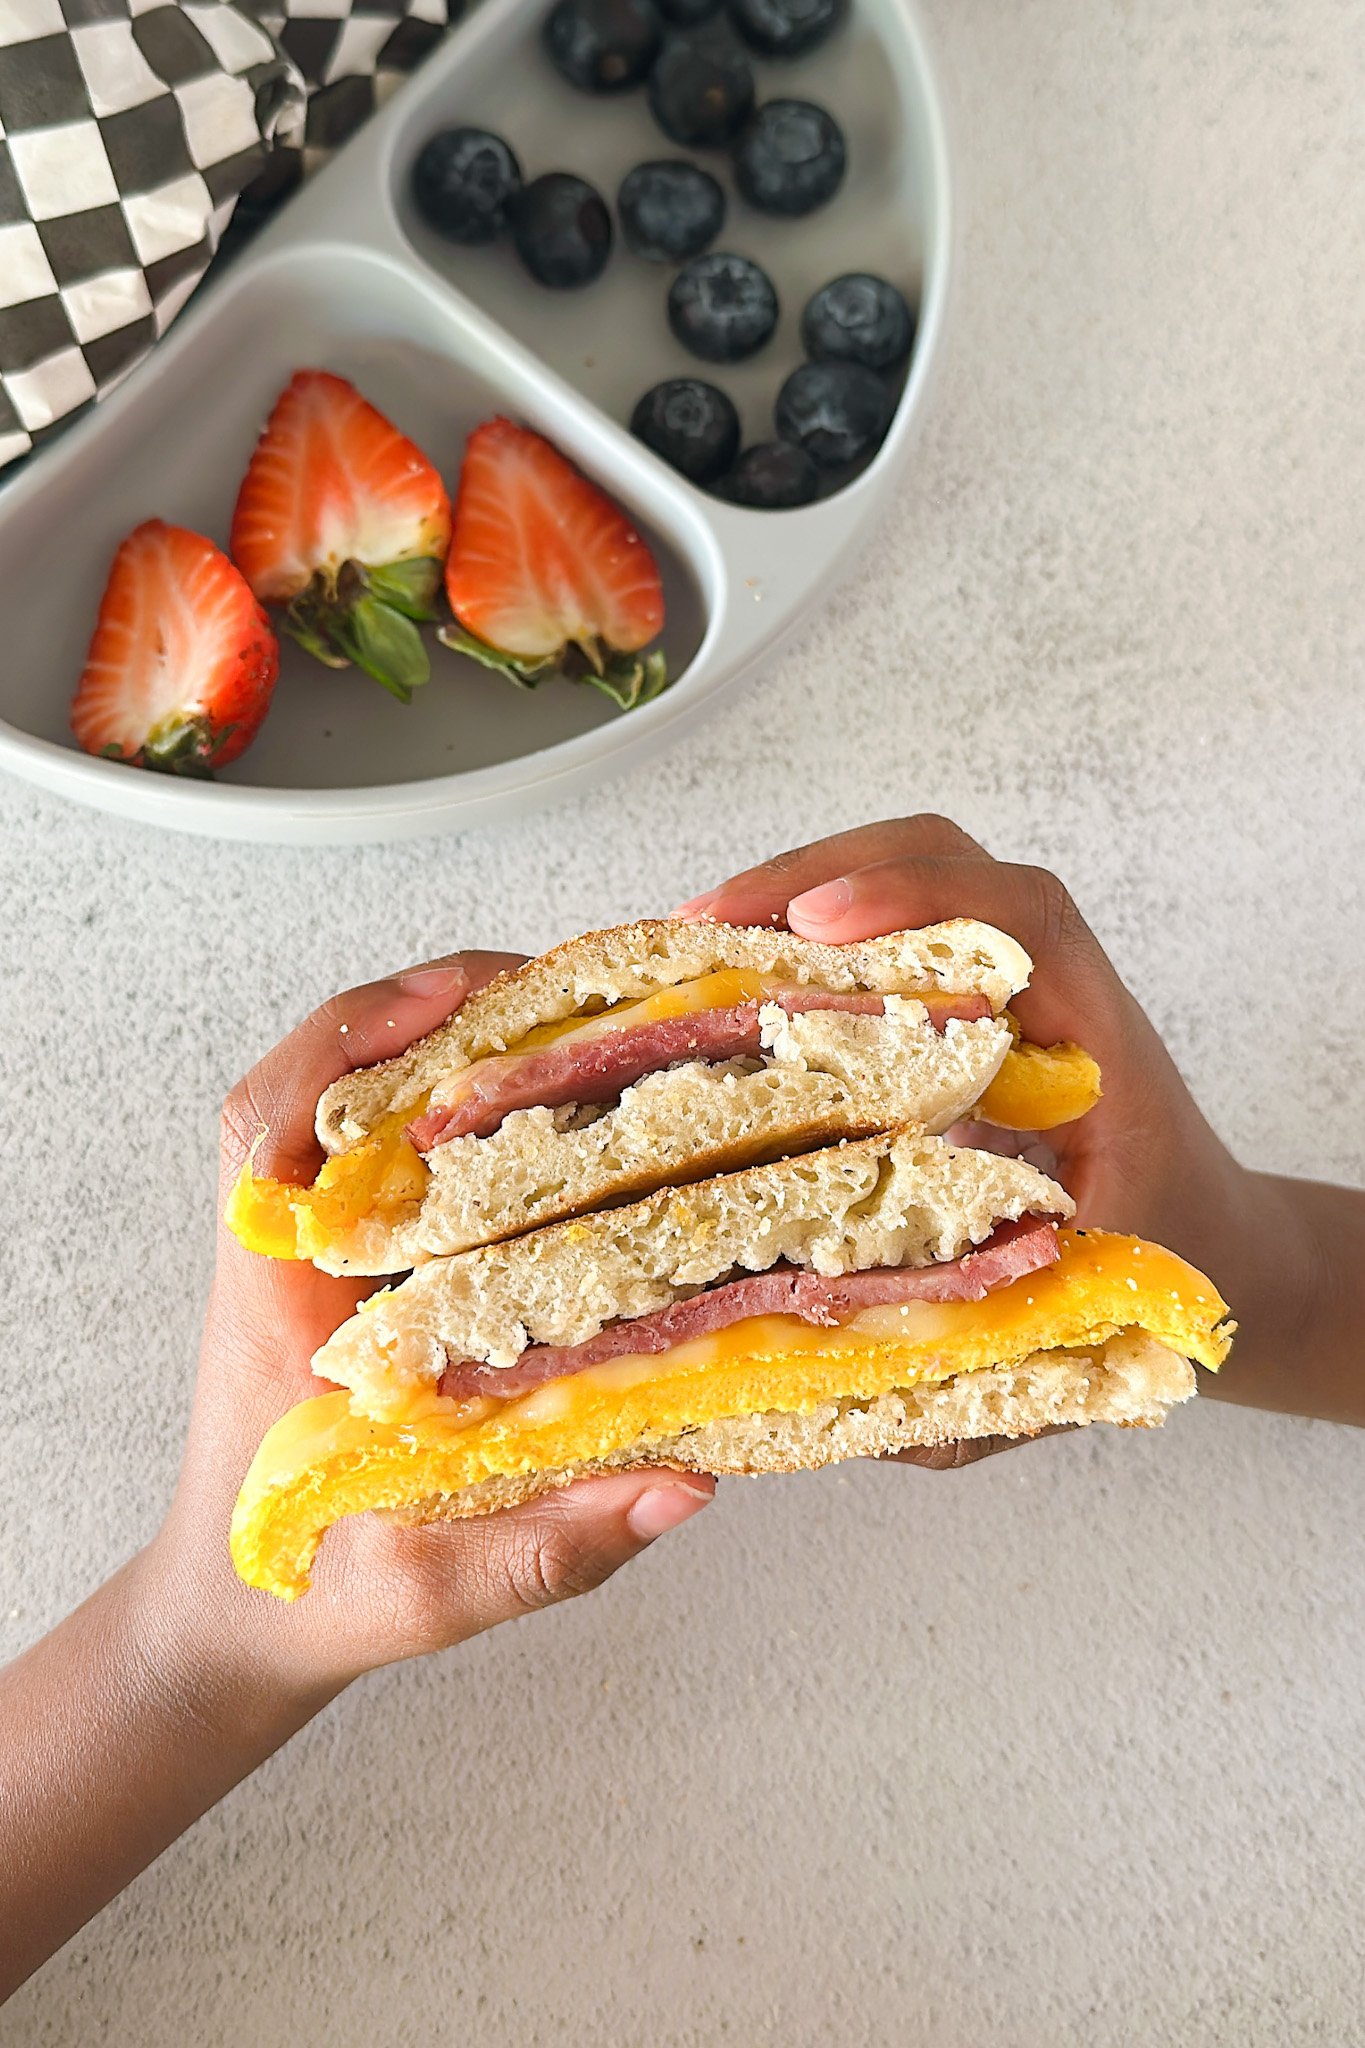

{"left": 365, "top": 557, "right": 445, "bottom": 621}
{"left": 328, "top": 595, "right": 431, "bottom": 705}
{"left": 437, "top": 624, "right": 670, "bottom": 707}
{"left": 436, "top": 623, "right": 558, "bottom": 688}
{"left": 281, "top": 555, "right": 446, "bottom": 702}
{"left": 137, "top": 715, "right": 238, "bottom": 777}
{"left": 583, "top": 648, "right": 670, "bottom": 710}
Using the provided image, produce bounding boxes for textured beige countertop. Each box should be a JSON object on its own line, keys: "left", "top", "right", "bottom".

{"left": 2, "top": 0, "right": 1362, "bottom": 2040}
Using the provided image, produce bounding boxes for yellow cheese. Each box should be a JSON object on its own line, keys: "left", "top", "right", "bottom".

{"left": 504, "top": 969, "right": 772, "bottom": 1053}
{"left": 230, "top": 1229, "right": 1231, "bottom": 1598}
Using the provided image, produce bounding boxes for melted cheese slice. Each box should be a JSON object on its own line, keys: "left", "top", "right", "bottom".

{"left": 503, "top": 968, "right": 771, "bottom": 1051}
{"left": 230, "top": 1229, "right": 1230, "bottom": 1598}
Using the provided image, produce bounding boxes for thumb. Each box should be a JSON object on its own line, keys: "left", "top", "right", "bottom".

{"left": 487, "top": 1471, "right": 717, "bottom": 1618}
{"left": 329, "top": 1470, "right": 716, "bottom": 1663}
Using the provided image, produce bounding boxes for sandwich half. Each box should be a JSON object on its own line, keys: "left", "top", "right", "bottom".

{"left": 227, "top": 919, "right": 1101, "bottom": 1273}
{"left": 231, "top": 1131, "right": 1232, "bottom": 1599}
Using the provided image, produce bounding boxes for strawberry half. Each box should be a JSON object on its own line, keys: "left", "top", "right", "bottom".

{"left": 441, "top": 417, "right": 668, "bottom": 708}
{"left": 71, "top": 520, "right": 279, "bottom": 777}
{"left": 230, "top": 370, "right": 452, "bottom": 704}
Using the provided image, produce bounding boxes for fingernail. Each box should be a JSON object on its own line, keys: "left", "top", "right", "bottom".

{"left": 672, "top": 890, "right": 719, "bottom": 920}
{"left": 397, "top": 962, "right": 468, "bottom": 996}
{"left": 788, "top": 877, "right": 853, "bottom": 926}
{"left": 627, "top": 1481, "right": 713, "bottom": 1541}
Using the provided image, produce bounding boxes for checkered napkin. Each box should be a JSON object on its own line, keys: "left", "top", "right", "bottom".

{"left": 0, "top": 0, "right": 452, "bottom": 475}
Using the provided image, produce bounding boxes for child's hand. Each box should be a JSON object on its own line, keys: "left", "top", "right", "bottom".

{"left": 678, "top": 813, "right": 1240, "bottom": 1244}
{"left": 163, "top": 950, "right": 714, "bottom": 1699}
{"left": 1, "top": 954, "right": 715, "bottom": 2003}
{"left": 678, "top": 814, "right": 1335, "bottom": 1435}
{"left": 7, "top": 837, "right": 1354, "bottom": 2006}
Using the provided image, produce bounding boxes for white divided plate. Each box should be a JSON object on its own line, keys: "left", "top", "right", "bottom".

{"left": 0, "top": 0, "right": 951, "bottom": 843}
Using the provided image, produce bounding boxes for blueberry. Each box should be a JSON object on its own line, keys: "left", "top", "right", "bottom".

{"left": 774, "top": 359, "right": 892, "bottom": 468}
{"left": 801, "top": 272, "right": 914, "bottom": 370}
{"left": 648, "top": 34, "right": 755, "bottom": 147}
{"left": 733, "top": 99, "right": 845, "bottom": 216}
{"left": 631, "top": 378, "right": 740, "bottom": 483}
{"left": 618, "top": 160, "right": 725, "bottom": 262}
{"left": 411, "top": 127, "right": 522, "bottom": 244}
{"left": 719, "top": 441, "right": 820, "bottom": 507}
{"left": 725, "top": 0, "right": 846, "bottom": 57}
{"left": 543, "top": 0, "right": 663, "bottom": 91}
{"left": 659, "top": 0, "right": 721, "bottom": 21}
{"left": 509, "top": 173, "right": 613, "bottom": 286}
{"left": 668, "top": 250, "right": 778, "bottom": 362}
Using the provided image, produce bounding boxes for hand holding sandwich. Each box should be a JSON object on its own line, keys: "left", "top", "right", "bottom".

{"left": 679, "top": 813, "right": 1365, "bottom": 1430}
{"left": 0, "top": 953, "right": 713, "bottom": 2004}
{"left": 4, "top": 817, "right": 1361, "bottom": 2006}
{"left": 225, "top": 862, "right": 1239, "bottom": 1595}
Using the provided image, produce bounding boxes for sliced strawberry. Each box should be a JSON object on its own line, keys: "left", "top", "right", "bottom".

{"left": 441, "top": 417, "right": 668, "bottom": 708}
{"left": 230, "top": 370, "right": 452, "bottom": 703}
{"left": 71, "top": 521, "right": 279, "bottom": 777}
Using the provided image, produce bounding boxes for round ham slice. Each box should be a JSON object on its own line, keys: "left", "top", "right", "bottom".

{"left": 437, "top": 1214, "right": 1059, "bottom": 1403}
{"left": 408, "top": 987, "right": 992, "bottom": 1152}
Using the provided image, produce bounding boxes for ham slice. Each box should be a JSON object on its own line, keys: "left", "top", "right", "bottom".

{"left": 437, "top": 1214, "right": 1058, "bottom": 1403}
{"left": 408, "top": 987, "right": 993, "bottom": 1152}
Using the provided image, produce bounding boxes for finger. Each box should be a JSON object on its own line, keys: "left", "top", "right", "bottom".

{"left": 673, "top": 815, "right": 987, "bottom": 925}
{"left": 785, "top": 851, "right": 1123, "bottom": 1054}
{"left": 220, "top": 949, "right": 526, "bottom": 1189}
{"left": 888, "top": 1424, "right": 1076, "bottom": 1470}
{"left": 329, "top": 1470, "right": 716, "bottom": 1658}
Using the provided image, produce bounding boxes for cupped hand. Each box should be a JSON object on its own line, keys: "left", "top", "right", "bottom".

{"left": 155, "top": 951, "right": 713, "bottom": 1702}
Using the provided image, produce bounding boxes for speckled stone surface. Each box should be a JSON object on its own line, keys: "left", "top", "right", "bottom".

{"left": 2, "top": 1, "right": 1363, "bottom": 2040}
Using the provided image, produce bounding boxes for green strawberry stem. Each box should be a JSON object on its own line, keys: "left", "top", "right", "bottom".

{"left": 438, "top": 624, "right": 669, "bottom": 709}
{"left": 329, "top": 599, "right": 430, "bottom": 705}
{"left": 282, "top": 614, "right": 349, "bottom": 670}
{"left": 580, "top": 648, "right": 670, "bottom": 711}
{"left": 137, "top": 716, "right": 233, "bottom": 778}
{"left": 436, "top": 624, "right": 558, "bottom": 688}
{"left": 360, "top": 558, "right": 444, "bottom": 622}
{"left": 284, "top": 557, "right": 443, "bottom": 702}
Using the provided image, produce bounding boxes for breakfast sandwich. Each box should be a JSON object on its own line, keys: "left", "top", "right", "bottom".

{"left": 226, "top": 918, "right": 1102, "bottom": 1274}
{"left": 231, "top": 1130, "right": 1233, "bottom": 1599}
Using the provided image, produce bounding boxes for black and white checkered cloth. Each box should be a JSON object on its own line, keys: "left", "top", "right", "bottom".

{"left": 0, "top": 0, "right": 454, "bottom": 474}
